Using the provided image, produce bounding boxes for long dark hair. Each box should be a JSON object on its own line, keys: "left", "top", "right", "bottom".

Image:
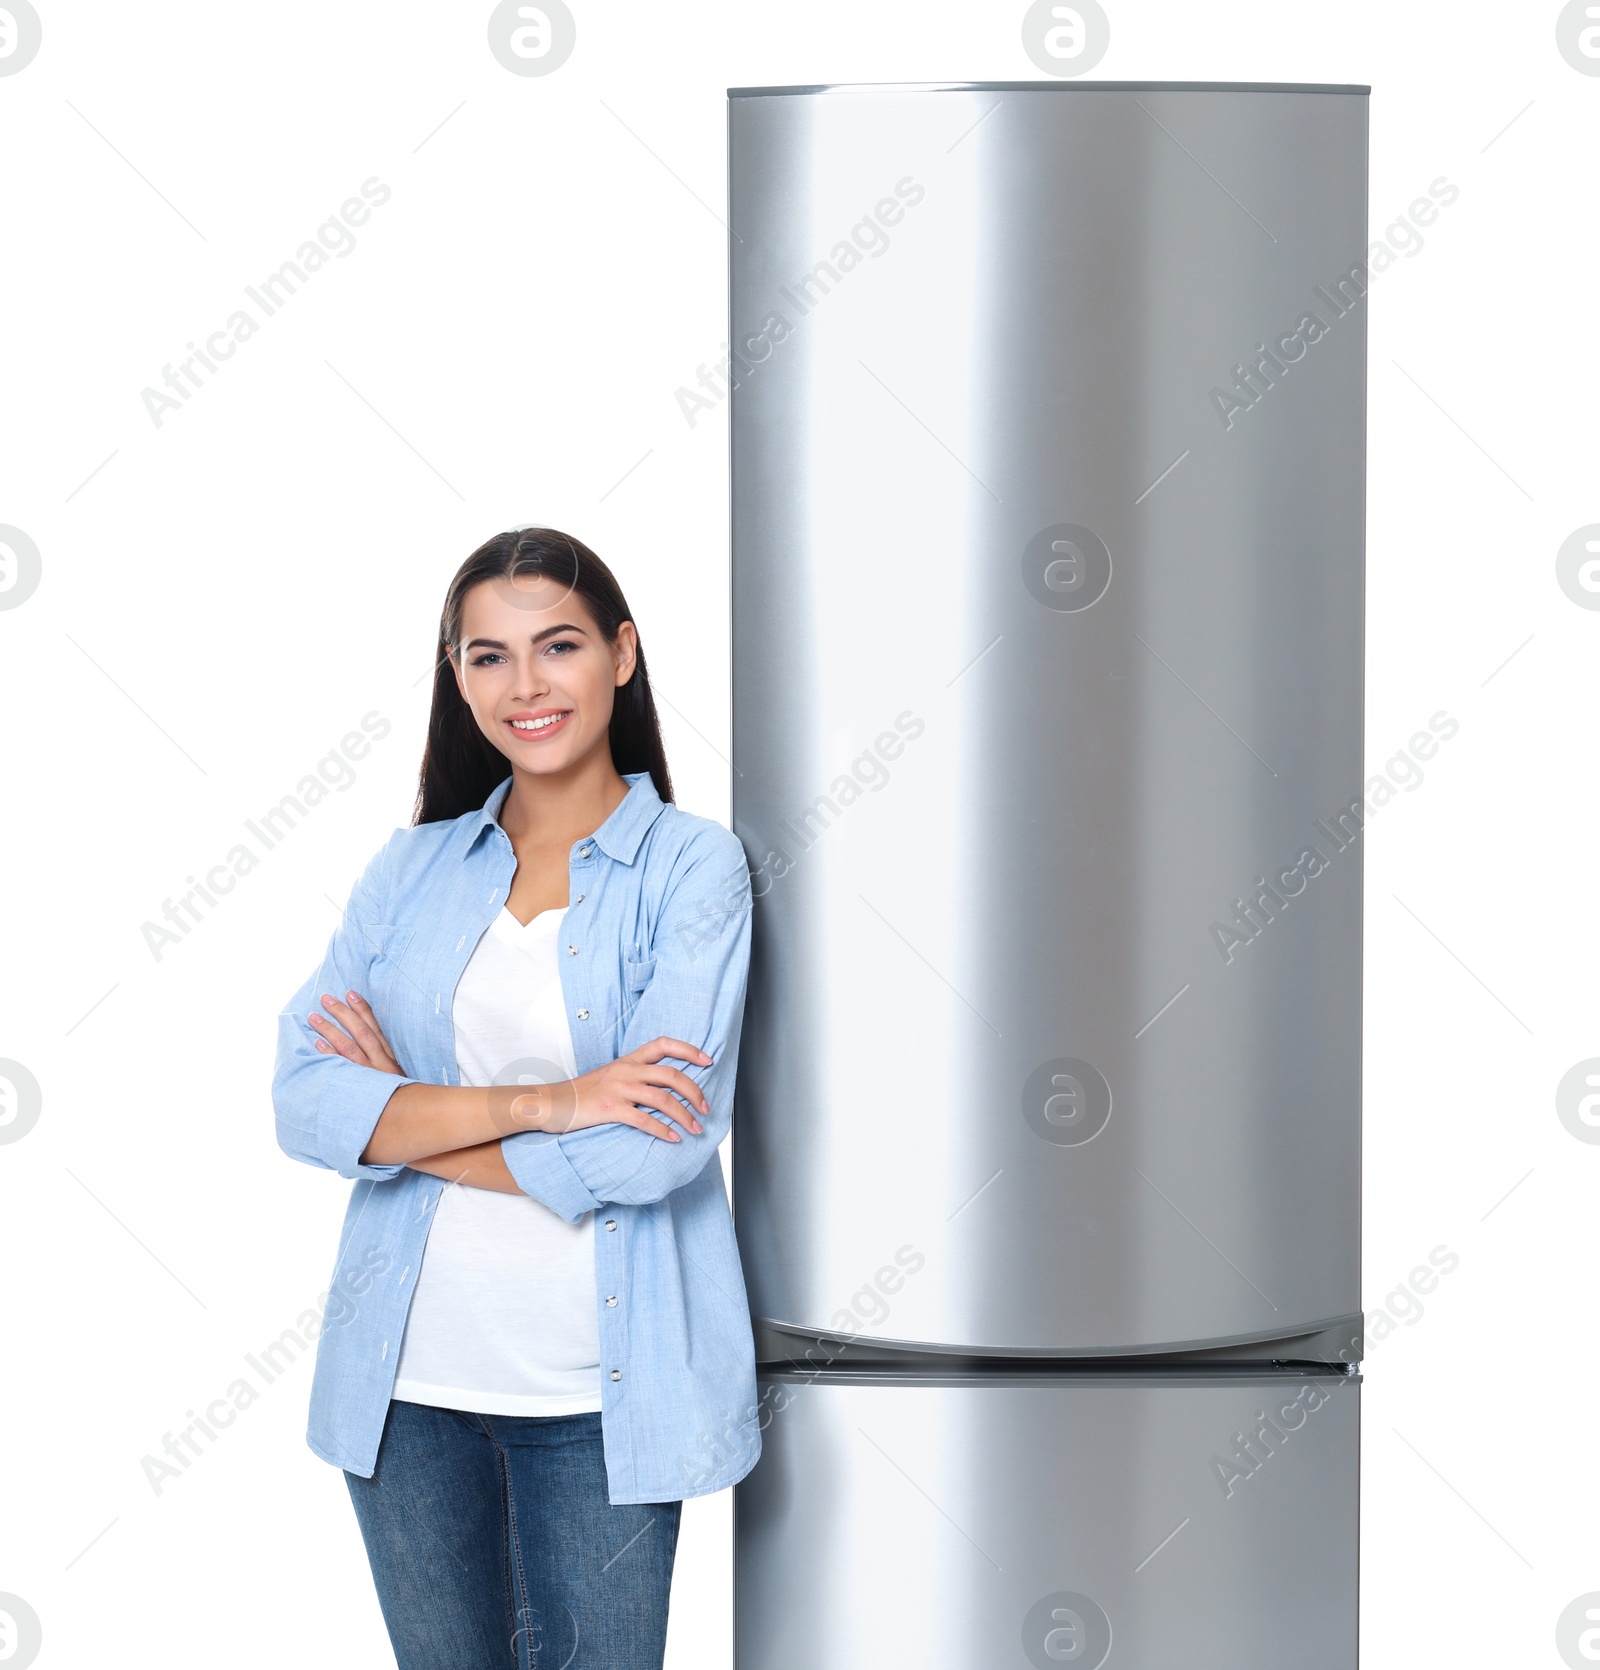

{"left": 413, "top": 527, "right": 674, "bottom": 825}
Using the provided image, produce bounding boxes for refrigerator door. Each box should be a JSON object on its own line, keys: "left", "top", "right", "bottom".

{"left": 730, "top": 84, "right": 1367, "bottom": 1355}
{"left": 736, "top": 1369, "right": 1360, "bottom": 1669}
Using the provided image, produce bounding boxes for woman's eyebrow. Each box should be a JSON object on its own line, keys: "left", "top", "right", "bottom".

{"left": 463, "top": 624, "right": 587, "bottom": 651}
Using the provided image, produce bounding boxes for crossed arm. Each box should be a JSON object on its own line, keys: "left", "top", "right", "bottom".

{"left": 274, "top": 830, "right": 754, "bottom": 1214}
{"left": 307, "top": 990, "right": 712, "bottom": 1194}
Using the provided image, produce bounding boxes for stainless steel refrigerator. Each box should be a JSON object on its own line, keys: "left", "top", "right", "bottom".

{"left": 727, "top": 80, "right": 1367, "bottom": 1668}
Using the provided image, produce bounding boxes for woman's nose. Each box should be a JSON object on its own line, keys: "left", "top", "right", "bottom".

{"left": 510, "top": 656, "right": 549, "bottom": 698}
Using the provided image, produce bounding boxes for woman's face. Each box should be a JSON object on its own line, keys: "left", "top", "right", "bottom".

{"left": 452, "top": 573, "right": 637, "bottom": 777}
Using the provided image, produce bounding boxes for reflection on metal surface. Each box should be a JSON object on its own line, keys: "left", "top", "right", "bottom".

{"left": 735, "top": 1373, "right": 1359, "bottom": 1669}
{"left": 731, "top": 83, "right": 1366, "bottom": 1358}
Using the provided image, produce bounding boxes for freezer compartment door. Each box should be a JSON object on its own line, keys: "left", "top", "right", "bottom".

{"left": 736, "top": 1372, "right": 1358, "bottom": 1670}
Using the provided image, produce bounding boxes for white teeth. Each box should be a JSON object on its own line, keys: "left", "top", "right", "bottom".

{"left": 511, "top": 713, "right": 569, "bottom": 731}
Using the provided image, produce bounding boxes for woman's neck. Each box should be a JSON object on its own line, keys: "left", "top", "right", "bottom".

{"left": 496, "top": 753, "right": 630, "bottom": 853}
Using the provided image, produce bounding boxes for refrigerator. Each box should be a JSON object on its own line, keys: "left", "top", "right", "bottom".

{"left": 727, "top": 81, "right": 1366, "bottom": 1668}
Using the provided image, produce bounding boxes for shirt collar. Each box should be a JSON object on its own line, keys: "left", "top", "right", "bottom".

{"left": 464, "top": 770, "right": 667, "bottom": 865}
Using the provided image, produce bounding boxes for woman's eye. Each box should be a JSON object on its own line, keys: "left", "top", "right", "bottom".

{"left": 470, "top": 653, "right": 506, "bottom": 667}
{"left": 545, "top": 640, "right": 577, "bottom": 655}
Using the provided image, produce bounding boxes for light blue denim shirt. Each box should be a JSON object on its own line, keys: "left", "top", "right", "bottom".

{"left": 271, "top": 771, "right": 760, "bottom": 1504}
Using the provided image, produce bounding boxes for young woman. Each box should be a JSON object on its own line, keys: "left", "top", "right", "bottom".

{"left": 272, "top": 527, "right": 761, "bottom": 1670}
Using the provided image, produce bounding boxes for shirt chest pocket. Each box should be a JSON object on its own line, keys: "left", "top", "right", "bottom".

{"left": 624, "top": 952, "right": 656, "bottom": 993}
{"left": 364, "top": 924, "right": 415, "bottom": 985}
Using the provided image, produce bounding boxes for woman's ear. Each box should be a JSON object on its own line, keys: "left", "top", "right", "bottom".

{"left": 613, "top": 620, "right": 639, "bottom": 686}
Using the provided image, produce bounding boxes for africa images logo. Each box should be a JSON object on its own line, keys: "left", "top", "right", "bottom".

{"left": 1020, "top": 1, "right": 1111, "bottom": 78}
{"left": 0, "top": 526, "right": 41, "bottom": 611}
{"left": 0, "top": 1060, "right": 42, "bottom": 1146}
{"left": 487, "top": 0, "right": 576, "bottom": 76}
{"left": 1022, "top": 1590, "right": 1112, "bottom": 1669}
{"left": 0, "top": 1594, "right": 41, "bottom": 1670}
{"left": 1556, "top": 0, "right": 1600, "bottom": 74}
{"left": 0, "top": 2, "right": 42, "bottom": 75}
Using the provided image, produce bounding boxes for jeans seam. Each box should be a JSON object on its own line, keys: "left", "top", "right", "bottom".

{"left": 495, "top": 1426, "right": 535, "bottom": 1669}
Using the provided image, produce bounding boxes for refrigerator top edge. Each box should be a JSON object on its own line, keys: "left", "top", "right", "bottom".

{"left": 727, "top": 80, "right": 1372, "bottom": 97}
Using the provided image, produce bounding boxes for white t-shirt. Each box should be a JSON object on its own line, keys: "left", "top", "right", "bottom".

{"left": 391, "top": 905, "right": 602, "bottom": 1416}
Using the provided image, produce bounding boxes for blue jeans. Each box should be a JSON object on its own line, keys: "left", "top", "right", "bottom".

{"left": 345, "top": 1399, "right": 682, "bottom": 1670}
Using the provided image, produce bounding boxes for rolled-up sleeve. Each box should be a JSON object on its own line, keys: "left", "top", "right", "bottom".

{"left": 502, "top": 830, "right": 752, "bottom": 1218}
{"left": 272, "top": 838, "right": 420, "bottom": 1181}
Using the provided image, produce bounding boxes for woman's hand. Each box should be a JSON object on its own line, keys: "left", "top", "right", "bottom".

{"left": 519, "top": 1037, "right": 712, "bottom": 1143}
{"left": 327, "top": 1008, "right": 712, "bottom": 1166}
{"left": 308, "top": 991, "right": 404, "bottom": 1076}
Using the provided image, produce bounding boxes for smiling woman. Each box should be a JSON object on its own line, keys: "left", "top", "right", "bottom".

{"left": 271, "top": 526, "right": 759, "bottom": 1670}
{"left": 413, "top": 528, "right": 673, "bottom": 828}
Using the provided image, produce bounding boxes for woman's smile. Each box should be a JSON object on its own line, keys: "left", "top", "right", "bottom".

{"left": 505, "top": 707, "right": 574, "bottom": 738}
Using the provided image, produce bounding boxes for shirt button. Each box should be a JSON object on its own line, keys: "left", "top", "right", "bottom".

{"left": 575, "top": 894, "right": 585, "bottom": 904}
{"left": 567, "top": 944, "right": 578, "bottom": 955}
{"left": 577, "top": 1009, "right": 589, "bottom": 1020}
{"left": 604, "top": 1219, "right": 617, "bottom": 1231}
{"left": 579, "top": 845, "right": 593, "bottom": 859}
{"left": 609, "top": 1369, "right": 621, "bottom": 1381}
{"left": 605, "top": 1295, "right": 618, "bottom": 1307}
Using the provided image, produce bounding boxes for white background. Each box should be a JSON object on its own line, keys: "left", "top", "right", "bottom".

{"left": 0, "top": 2, "right": 1594, "bottom": 1666}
